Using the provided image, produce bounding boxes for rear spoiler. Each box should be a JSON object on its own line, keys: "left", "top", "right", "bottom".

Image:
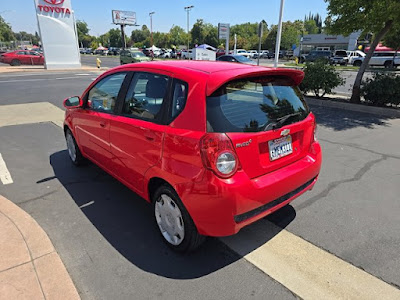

{"left": 206, "top": 67, "right": 304, "bottom": 97}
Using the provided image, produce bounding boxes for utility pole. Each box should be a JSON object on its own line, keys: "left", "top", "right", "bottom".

{"left": 274, "top": 0, "right": 285, "bottom": 67}
{"left": 149, "top": 12, "right": 155, "bottom": 59}
{"left": 184, "top": 5, "right": 194, "bottom": 52}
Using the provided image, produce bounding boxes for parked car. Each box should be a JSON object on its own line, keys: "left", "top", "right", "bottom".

{"left": 108, "top": 47, "right": 121, "bottom": 56}
{"left": 300, "top": 50, "right": 332, "bottom": 63}
{"left": 347, "top": 50, "right": 365, "bottom": 66}
{"left": 351, "top": 51, "right": 400, "bottom": 68}
{"left": 0, "top": 50, "right": 44, "bottom": 66}
{"left": 120, "top": 49, "right": 151, "bottom": 64}
{"left": 330, "top": 50, "right": 349, "bottom": 65}
{"left": 181, "top": 50, "right": 193, "bottom": 59}
{"left": 259, "top": 50, "right": 270, "bottom": 58}
{"left": 217, "top": 54, "right": 257, "bottom": 65}
{"left": 248, "top": 50, "right": 258, "bottom": 59}
{"left": 63, "top": 61, "right": 322, "bottom": 252}
{"left": 216, "top": 49, "right": 227, "bottom": 58}
{"left": 235, "top": 49, "right": 251, "bottom": 58}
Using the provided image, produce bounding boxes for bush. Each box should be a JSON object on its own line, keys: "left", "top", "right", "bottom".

{"left": 361, "top": 72, "right": 400, "bottom": 107}
{"left": 299, "top": 59, "right": 345, "bottom": 98}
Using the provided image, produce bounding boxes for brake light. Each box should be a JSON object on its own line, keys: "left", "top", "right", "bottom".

{"left": 200, "top": 133, "right": 239, "bottom": 178}
{"left": 313, "top": 122, "right": 318, "bottom": 143}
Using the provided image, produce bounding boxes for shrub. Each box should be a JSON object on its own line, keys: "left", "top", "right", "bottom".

{"left": 299, "top": 59, "right": 345, "bottom": 98}
{"left": 361, "top": 72, "right": 400, "bottom": 107}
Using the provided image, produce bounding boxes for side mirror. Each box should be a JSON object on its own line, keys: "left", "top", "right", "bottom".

{"left": 63, "top": 96, "right": 82, "bottom": 109}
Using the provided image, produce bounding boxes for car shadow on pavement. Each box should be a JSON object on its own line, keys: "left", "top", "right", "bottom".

{"left": 309, "top": 104, "right": 394, "bottom": 131}
{"left": 49, "top": 150, "right": 296, "bottom": 279}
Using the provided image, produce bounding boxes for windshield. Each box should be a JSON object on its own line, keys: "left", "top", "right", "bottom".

{"left": 206, "top": 76, "right": 309, "bottom": 133}
{"left": 132, "top": 52, "right": 145, "bottom": 57}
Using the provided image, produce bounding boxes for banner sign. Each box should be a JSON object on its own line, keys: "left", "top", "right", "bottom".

{"left": 34, "top": 0, "right": 81, "bottom": 69}
{"left": 112, "top": 10, "right": 136, "bottom": 25}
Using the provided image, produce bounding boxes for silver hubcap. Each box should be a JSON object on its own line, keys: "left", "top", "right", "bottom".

{"left": 155, "top": 194, "right": 185, "bottom": 246}
{"left": 66, "top": 133, "right": 77, "bottom": 162}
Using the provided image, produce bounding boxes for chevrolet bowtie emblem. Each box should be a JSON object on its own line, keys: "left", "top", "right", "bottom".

{"left": 280, "top": 129, "right": 290, "bottom": 136}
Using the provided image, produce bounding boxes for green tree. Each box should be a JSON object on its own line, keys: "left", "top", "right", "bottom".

{"left": 0, "top": 16, "right": 14, "bottom": 42}
{"left": 76, "top": 20, "right": 93, "bottom": 48}
{"left": 108, "top": 28, "right": 122, "bottom": 47}
{"left": 191, "top": 19, "right": 218, "bottom": 47}
{"left": 382, "top": 25, "right": 400, "bottom": 66}
{"left": 325, "top": 0, "right": 400, "bottom": 103}
{"left": 264, "top": 21, "right": 303, "bottom": 51}
{"left": 305, "top": 13, "right": 323, "bottom": 33}
{"left": 169, "top": 25, "right": 187, "bottom": 47}
{"left": 304, "top": 19, "right": 319, "bottom": 34}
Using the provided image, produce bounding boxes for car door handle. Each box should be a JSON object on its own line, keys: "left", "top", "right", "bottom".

{"left": 144, "top": 132, "right": 156, "bottom": 141}
{"left": 100, "top": 121, "right": 106, "bottom": 128}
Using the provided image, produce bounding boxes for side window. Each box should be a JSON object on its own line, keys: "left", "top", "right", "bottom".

{"left": 171, "top": 80, "right": 188, "bottom": 120}
{"left": 17, "top": 51, "right": 26, "bottom": 55}
{"left": 88, "top": 72, "right": 127, "bottom": 112}
{"left": 122, "top": 72, "right": 168, "bottom": 121}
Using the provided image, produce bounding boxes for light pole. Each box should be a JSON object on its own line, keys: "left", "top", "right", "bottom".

{"left": 184, "top": 5, "right": 194, "bottom": 52}
{"left": 274, "top": 0, "right": 285, "bottom": 67}
{"left": 149, "top": 11, "right": 155, "bottom": 59}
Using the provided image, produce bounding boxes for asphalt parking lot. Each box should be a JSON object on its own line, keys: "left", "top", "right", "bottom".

{"left": 1, "top": 70, "right": 399, "bottom": 299}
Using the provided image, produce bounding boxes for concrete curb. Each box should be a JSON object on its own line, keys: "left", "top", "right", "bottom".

{"left": 0, "top": 65, "right": 109, "bottom": 74}
{"left": 0, "top": 195, "right": 80, "bottom": 299}
{"left": 305, "top": 97, "right": 400, "bottom": 118}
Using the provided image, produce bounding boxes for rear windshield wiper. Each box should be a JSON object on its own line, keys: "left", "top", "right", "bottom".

{"left": 263, "top": 112, "right": 302, "bottom": 131}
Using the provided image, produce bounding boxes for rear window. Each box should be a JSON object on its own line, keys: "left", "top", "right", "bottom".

{"left": 206, "top": 76, "right": 309, "bottom": 133}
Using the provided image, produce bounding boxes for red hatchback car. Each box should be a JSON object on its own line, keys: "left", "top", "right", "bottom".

{"left": 63, "top": 61, "right": 322, "bottom": 252}
{"left": 0, "top": 50, "right": 45, "bottom": 66}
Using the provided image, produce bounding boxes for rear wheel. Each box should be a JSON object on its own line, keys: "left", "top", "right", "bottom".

{"left": 353, "top": 60, "right": 362, "bottom": 67}
{"left": 153, "top": 185, "right": 206, "bottom": 253}
{"left": 65, "top": 129, "right": 85, "bottom": 166}
{"left": 384, "top": 61, "right": 393, "bottom": 68}
{"left": 10, "top": 59, "right": 21, "bottom": 66}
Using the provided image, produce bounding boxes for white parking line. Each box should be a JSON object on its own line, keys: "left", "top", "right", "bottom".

{"left": 222, "top": 220, "right": 400, "bottom": 299}
{"left": 0, "top": 153, "right": 13, "bottom": 185}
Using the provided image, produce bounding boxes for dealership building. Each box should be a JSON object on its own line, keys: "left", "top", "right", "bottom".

{"left": 299, "top": 32, "right": 361, "bottom": 53}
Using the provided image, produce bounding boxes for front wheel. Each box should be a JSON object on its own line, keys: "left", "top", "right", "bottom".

{"left": 153, "top": 185, "right": 206, "bottom": 253}
{"left": 65, "top": 129, "right": 85, "bottom": 166}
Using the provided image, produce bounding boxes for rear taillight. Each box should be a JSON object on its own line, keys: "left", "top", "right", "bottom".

{"left": 313, "top": 122, "right": 318, "bottom": 142}
{"left": 200, "top": 133, "right": 239, "bottom": 178}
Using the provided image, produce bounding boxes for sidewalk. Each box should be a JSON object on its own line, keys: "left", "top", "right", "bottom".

{"left": 0, "top": 195, "right": 80, "bottom": 299}
{"left": 0, "top": 64, "right": 108, "bottom": 73}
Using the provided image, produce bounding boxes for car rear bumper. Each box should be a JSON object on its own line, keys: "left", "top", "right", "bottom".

{"left": 179, "top": 141, "right": 322, "bottom": 237}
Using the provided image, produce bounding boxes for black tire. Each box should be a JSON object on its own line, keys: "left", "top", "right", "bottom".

{"left": 384, "top": 61, "right": 393, "bottom": 68}
{"left": 353, "top": 60, "right": 362, "bottom": 67}
{"left": 65, "top": 129, "right": 85, "bottom": 166}
{"left": 10, "top": 59, "right": 21, "bottom": 66}
{"left": 153, "top": 184, "right": 206, "bottom": 253}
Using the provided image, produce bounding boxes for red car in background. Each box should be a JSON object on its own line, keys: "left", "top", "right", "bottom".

{"left": 0, "top": 50, "right": 45, "bottom": 66}
{"left": 63, "top": 61, "right": 322, "bottom": 252}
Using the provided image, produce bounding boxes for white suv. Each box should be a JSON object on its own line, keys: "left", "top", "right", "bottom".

{"left": 352, "top": 51, "right": 400, "bottom": 68}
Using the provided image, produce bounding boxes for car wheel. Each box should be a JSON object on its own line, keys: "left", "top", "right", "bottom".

{"left": 153, "top": 184, "right": 206, "bottom": 253}
{"left": 353, "top": 60, "right": 362, "bottom": 67}
{"left": 10, "top": 59, "right": 21, "bottom": 66}
{"left": 384, "top": 61, "right": 393, "bottom": 68}
{"left": 65, "top": 129, "right": 85, "bottom": 166}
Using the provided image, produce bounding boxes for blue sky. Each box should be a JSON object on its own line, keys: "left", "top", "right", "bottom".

{"left": 2, "top": 0, "right": 328, "bottom": 36}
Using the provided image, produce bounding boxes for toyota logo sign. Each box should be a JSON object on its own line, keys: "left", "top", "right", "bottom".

{"left": 43, "top": 0, "right": 64, "bottom": 5}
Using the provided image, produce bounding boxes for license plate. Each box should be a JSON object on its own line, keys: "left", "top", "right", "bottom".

{"left": 268, "top": 135, "right": 293, "bottom": 161}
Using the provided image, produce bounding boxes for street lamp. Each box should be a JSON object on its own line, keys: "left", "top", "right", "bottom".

{"left": 184, "top": 5, "right": 194, "bottom": 53}
{"left": 274, "top": 0, "right": 285, "bottom": 67}
{"left": 149, "top": 12, "right": 155, "bottom": 59}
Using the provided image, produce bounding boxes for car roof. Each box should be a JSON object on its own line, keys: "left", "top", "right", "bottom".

{"left": 109, "top": 61, "right": 304, "bottom": 96}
